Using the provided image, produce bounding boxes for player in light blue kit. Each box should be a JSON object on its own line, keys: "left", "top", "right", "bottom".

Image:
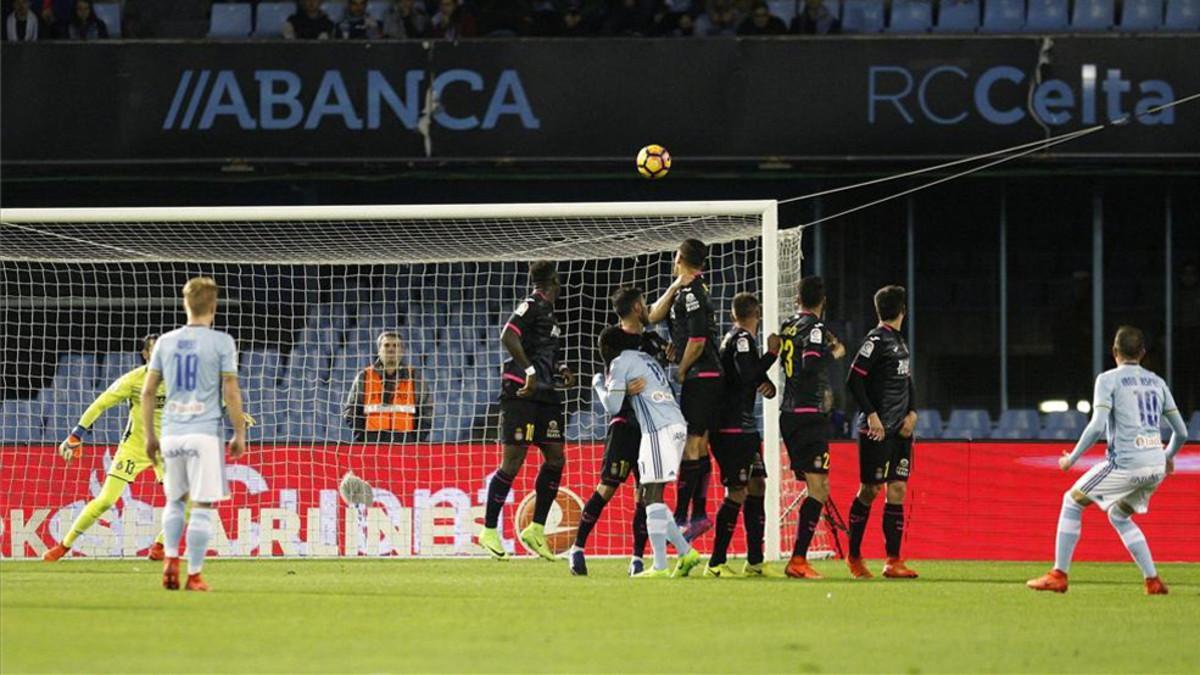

{"left": 593, "top": 289, "right": 702, "bottom": 579}
{"left": 1027, "top": 326, "right": 1187, "bottom": 595}
{"left": 143, "top": 276, "right": 247, "bottom": 592}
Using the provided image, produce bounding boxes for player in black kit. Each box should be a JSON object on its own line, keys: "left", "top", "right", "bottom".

{"left": 646, "top": 239, "right": 723, "bottom": 541}
{"left": 479, "top": 261, "right": 575, "bottom": 562}
{"left": 703, "top": 293, "right": 781, "bottom": 578}
{"left": 778, "top": 276, "right": 846, "bottom": 579}
{"left": 845, "top": 285, "right": 919, "bottom": 579}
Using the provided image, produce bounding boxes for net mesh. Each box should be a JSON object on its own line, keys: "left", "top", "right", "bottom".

{"left": 1, "top": 206, "right": 780, "bottom": 559}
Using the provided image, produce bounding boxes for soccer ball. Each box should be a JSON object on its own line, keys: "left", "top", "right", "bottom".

{"left": 636, "top": 144, "right": 671, "bottom": 179}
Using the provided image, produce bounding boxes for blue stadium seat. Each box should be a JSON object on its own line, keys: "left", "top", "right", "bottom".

{"left": 943, "top": 408, "right": 991, "bottom": 439}
{"left": 93, "top": 2, "right": 121, "bottom": 36}
{"left": 1044, "top": 410, "right": 1086, "bottom": 431}
{"left": 996, "top": 408, "right": 1040, "bottom": 432}
{"left": 1, "top": 401, "right": 42, "bottom": 442}
{"left": 101, "top": 352, "right": 141, "bottom": 386}
{"left": 1164, "top": 0, "right": 1200, "bottom": 28}
{"left": 1117, "top": 0, "right": 1163, "bottom": 29}
{"left": 842, "top": 0, "right": 885, "bottom": 31}
{"left": 254, "top": 2, "right": 295, "bottom": 37}
{"left": 935, "top": 0, "right": 981, "bottom": 31}
{"left": 990, "top": 427, "right": 1029, "bottom": 439}
{"left": 1038, "top": 427, "right": 1077, "bottom": 440}
{"left": 321, "top": 1, "right": 345, "bottom": 23}
{"left": 1025, "top": 0, "right": 1069, "bottom": 30}
{"left": 981, "top": 0, "right": 1025, "bottom": 30}
{"left": 768, "top": 0, "right": 800, "bottom": 22}
{"left": 209, "top": 2, "right": 252, "bottom": 37}
{"left": 915, "top": 408, "right": 943, "bottom": 438}
{"left": 242, "top": 350, "right": 282, "bottom": 384}
{"left": 1188, "top": 411, "right": 1200, "bottom": 440}
{"left": 888, "top": 0, "right": 933, "bottom": 31}
{"left": 1072, "top": 0, "right": 1114, "bottom": 29}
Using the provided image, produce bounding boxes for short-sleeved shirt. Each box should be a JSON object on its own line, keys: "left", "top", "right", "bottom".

{"left": 718, "top": 326, "right": 777, "bottom": 432}
{"left": 779, "top": 311, "right": 832, "bottom": 413}
{"left": 1093, "top": 364, "right": 1179, "bottom": 469}
{"left": 500, "top": 290, "right": 563, "bottom": 405}
{"left": 667, "top": 276, "right": 722, "bottom": 380}
{"left": 148, "top": 325, "right": 238, "bottom": 437}
{"left": 604, "top": 349, "right": 685, "bottom": 434}
{"left": 847, "top": 324, "right": 912, "bottom": 434}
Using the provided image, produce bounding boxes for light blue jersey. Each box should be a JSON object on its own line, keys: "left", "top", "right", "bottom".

{"left": 595, "top": 349, "right": 684, "bottom": 434}
{"left": 148, "top": 325, "right": 238, "bottom": 437}
{"left": 1090, "top": 364, "right": 1179, "bottom": 469}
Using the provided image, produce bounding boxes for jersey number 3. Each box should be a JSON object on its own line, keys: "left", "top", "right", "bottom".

{"left": 781, "top": 341, "right": 795, "bottom": 377}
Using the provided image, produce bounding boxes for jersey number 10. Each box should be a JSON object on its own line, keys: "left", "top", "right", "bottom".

{"left": 1136, "top": 390, "right": 1160, "bottom": 428}
{"left": 173, "top": 353, "right": 199, "bottom": 391}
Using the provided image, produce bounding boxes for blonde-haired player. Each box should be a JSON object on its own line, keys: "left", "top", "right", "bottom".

{"left": 144, "top": 276, "right": 247, "bottom": 592}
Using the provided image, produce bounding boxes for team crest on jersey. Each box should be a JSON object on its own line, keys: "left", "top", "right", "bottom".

{"left": 514, "top": 427, "right": 524, "bottom": 441}
{"left": 514, "top": 301, "right": 530, "bottom": 316}
{"left": 547, "top": 420, "right": 561, "bottom": 439}
{"left": 736, "top": 336, "right": 751, "bottom": 353}
{"left": 859, "top": 340, "right": 875, "bottom": 358}
{"left": 809, "top": 328, "right": 823, "bottom": 344}
{"left": 685, "top": 293, "right": 699, "bottom": 312}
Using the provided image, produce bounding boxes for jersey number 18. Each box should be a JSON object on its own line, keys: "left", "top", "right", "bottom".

{"left": 173, "top": 353, "right": 199, "bottom": 391}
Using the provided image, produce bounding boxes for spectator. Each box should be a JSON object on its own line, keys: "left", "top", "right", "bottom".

{"left": 36, "top": 0, "right": 73, "bottom": 28}
{"left": 605, "top": 0, "right": 654, "bottom": 35}
{"left": 431, "top": 0, "right": 477, "bottom": 39}
{"left": 791, "top": 0, "right": 841, "bottom": 33}
{"left": 55, "top": 0, "right": 107, "bottom": 39}
{"left": 383, "top": 0, "right": 429, "bottom": 38}
{"left": 477, "top": 0, "right": 532, "bottom": 35}
{"left": 530, "top": 0, "right": 563, "bottom": 35}
{"left": 4, "top": 0, "right": 43, "bottom": 40}
{"left": 736, "top": 0, "right": 786, "bottom": 33}
{"left": 343, "top": 331, "right": 428, "bottom": 445}
{"left": 694, "top": 0, "right": 739, "bottom": 34}
{"left": 652, "top": 0, "right": 695, "bottom": 34}
{"left": 283, "top": 0, "right": 334, "bottom": 39}
{"left": 337, "top": 0, "right": 383, "bottom": 38}
{"left": 561, "top": 1, "right": 591, "bottom": 35}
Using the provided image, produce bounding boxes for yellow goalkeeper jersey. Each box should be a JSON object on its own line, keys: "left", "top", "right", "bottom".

{"left": 77, "top": 365, "right": 165, "bottom": 456}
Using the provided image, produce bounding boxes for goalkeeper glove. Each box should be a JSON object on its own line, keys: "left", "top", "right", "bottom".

{"left": 58, "top": 426, "right": 87, "bottom": 462}
{"left": 242, "top": 412, "right": 257, "bottom": 428}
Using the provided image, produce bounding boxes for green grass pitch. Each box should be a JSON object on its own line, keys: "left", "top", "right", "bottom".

{"left": 2, "top": 559, "right": 1196, "bottom": 673}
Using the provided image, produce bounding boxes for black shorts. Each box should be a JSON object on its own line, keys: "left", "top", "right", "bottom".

{"left": 599, "top": 420, "right": 642, "bottom": 487}
{"left": 858, "top": 434, "right": 913, "bottom": 484}
{"left": 680, "top": 377, "right": 723, "bottom": 437}
{"left": 710, "top": 431, "right": 759, "bottom": 488}
{"left": 781, "top": 413, "right": 831, "bottom": 477}
{"left": 499, "top": 398, "right": 564, "bottom": 446}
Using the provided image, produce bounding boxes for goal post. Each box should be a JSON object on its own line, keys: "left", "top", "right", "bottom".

{"left": 1, "top": 200, "right": 796, "bottom": 561}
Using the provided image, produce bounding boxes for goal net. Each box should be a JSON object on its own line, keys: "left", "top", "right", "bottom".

{"left": 1, "top": 202, "right": 808, "bottom": 562}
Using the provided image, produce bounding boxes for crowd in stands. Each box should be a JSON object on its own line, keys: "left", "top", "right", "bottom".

{"left": 5, "top": 0, "right": 1194, "bottom": 40}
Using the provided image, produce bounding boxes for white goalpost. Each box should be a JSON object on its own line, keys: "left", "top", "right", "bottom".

{"left": 1, "top": 201, "right": 804, "bottom": 562}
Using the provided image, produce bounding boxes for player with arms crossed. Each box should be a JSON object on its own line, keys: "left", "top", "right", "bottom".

{"left": 479, "top": 261, "right": 575, "bottom": 561}
{"left": 144, "top": 277, "right": 247, "bottom": 591}
{"left": 594, "top": 323, "right": 702, "bottom": 578}
{"left": 844, "top": 285, "right": 918, "bottom": 579}
{"left": 1027, "top": 326, "right": 1187, "bottom": 595}
{"left": 647, "top": 238, "right": 722, "bottom": 540}
{"left": 568, "top": 287, "right": 670, "bottom": 576}
{"left": 777, "top": 277, "right": 847, "bottom": 579}
{"left": 703, "top": 292, "right": 781, "bottom": 578}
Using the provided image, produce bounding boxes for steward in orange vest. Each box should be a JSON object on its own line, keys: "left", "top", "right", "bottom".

{"left": 343, "top": 332, "right": 425, "bottom": 443}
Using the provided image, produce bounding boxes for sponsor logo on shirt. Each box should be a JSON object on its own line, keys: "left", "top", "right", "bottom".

{"left": 168, "top": 401, "right": 206, "bottom": 415}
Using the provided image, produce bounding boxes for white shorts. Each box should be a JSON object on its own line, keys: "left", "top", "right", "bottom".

{"left": 161, "top": 433, "right": 229, "bottom": 503}
{"left": 638, "top": 423, "right": 687, "bottom": 485}
{"left": 1071, "top": 460, "right": 1165, "bottom": 514}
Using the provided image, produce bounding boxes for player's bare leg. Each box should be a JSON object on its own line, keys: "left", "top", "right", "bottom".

{"left": 480, "top": 444, "right": 529, "bottom": 559}
{"left": 846, "top": 482, "right": 881, "bottom": 578}
{"left": 786, "top": 472, "right": 828, "bottom": 580}
{"left": 520, "top": 443, "right": 564, "bottom": 561}
{"left": 880, "top": 481, "right": 917, "bottom": 578}
{"left": 1027, "top": 490, "right": 1091, "bottom": 593}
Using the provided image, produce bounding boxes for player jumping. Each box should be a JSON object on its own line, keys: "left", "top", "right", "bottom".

{"left": 144, "top": 276, "right": 248, "bottom": 591}
{"left": 1027, "top": 326, "right": 1187, "bottom": 595}
{"left": 479, "top": 261, "right": 575, "bottom": 561}
{"left": 703, "top": 293, "right": 781, "bottom": 578}
{"left": 844, "top": 285, "right": 919, "bottom": 579}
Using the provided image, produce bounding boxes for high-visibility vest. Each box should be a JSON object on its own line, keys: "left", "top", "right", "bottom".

{"left": 362, "top": 366, "right": 417, "bottom": 432}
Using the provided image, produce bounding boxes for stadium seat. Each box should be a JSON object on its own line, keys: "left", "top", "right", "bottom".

{"left": 1116, "top": 0, "right": 1163, "bottom": 29}
{"left": 980, "top": 0, "right": 1024, "bottom": 30}
{"left": 321, "top": 1, "right": 345, "bottom": 23}
{"left": 253, "top": 2, "right": 295, "bottom": 37}
{"left": 990, "top": 427, "right": 1029, "bottom": 439}
{"left": 915, "top": 409, "right": 943, "bottom": 438}
{"left": 1071, "top": 0, "right": 1115, "bottom": 29}
{"left": 1025, "top": 0, "right": 1069, "bottom": 30}
{"left": 841, "top": 0, "right": 886, "bottom": 31}
{"left": 935, "top": 0, "right": 981, "bottom": 31}
{"left": 1163, "top": 0, "right": 1200, "bottom": 28}
{"left": 93, "top": 2, "right": 121, "bottom": 37}
{"left": 943, "top": 408, "right": 991, "bottom": 439}
{"left": 1188, "top": 411, "right": 1200, "bottom": 440}
{"left": 100, "top": 352, "right": 141, "bottom": 386}
{"left": 767, "top": 0, "right": 800, "bottom": 22}
{"left": 996, "top": 408, "right": 1040, "bottom": 432}
{"left": 208, "top": 2, "right": 252, "bottom": 37}
{"left": 888, "top": 0, "right": 933, "bottom": 31}
{"left": 1, "top": 401, "right": 43, "bottom": 442}
{"left": 1038, "top": 427, "right": 1077, "bottom": 440}
{"left": 1043, "top": 410, "right": 1086, "bottom": 432}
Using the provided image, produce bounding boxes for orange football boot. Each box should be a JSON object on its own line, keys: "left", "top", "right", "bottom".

{"left": 846, "top": 556, "right": 874, "bottom": 579}
{"left": 785, "top": 557, "right": 824, "bottom": 579}
{"left": 883, "top": 558, "right": 919, "bottom": 578}
{"left": 147, "top": 542, "right": 165, "bottom": 561}
{"left": 1145, "top": 577, "right": 1168, "bottom": 595}
{"left": 1026, "top": 569, "right": 1069, "bottom": 593}
{"left": 42, "top": 544, "right": 70, "bottom": 562}
{"left": 185, "top": 573, "right": 209, "bottom": 592}
{"left": 162, "top": 557, "right": 181, "bottom": 590}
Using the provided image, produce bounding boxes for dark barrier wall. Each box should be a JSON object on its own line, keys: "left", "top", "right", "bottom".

{"left": 3, "top": 36, "right": 1198, "bottom": 164}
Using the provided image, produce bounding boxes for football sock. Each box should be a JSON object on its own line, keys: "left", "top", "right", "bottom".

{"left": 674, "top": 459, "right": 705, "bottom": 524}
{"left": 646, "top": 503, "right": 671, "bottom": 570}
{"left": 708, "top": 498, "right": 742, "bottom": 567}
{"left": 483, "top": 468, "right": 515, "bottom": 529}
{"left": 1054, "top": 493, "right": 1084, "bottom": 573}
{"left": 882, "top": 502, "right": 905, "bottom": 558}
{"left": 62, "top": 475, "right": 126, "bottom": 548}
{"left": 793, "top": 496, "right": 825, "bottom": 559}
{"left": 1108, "top": 509, "right": 1156, "bottom": 579}
{"left": 664, "top": 514, "right": 692, "bottom": 556}
{"left": 185, "top": 508, "right": 213, "bottom": 574}
{"left": 574, "top": 491, "right": 607, "bottom": 549}
{"left": 743, "top": 494, "right": 765, "bottom": 565}
{"left": 690, "top": 456, "right": 712, "bottom": 520}
{"left": 532, "top": 462, "right": 564, "bottom": 525}
{"left": 154, "top": 501, "right": 191, "bottom": 546}
{"left": 162, "top": 498, "right": 186, "bottom": 558}
{"left": 632, "top": 502, "right": 648, "bottom": 558}
{"left": 847, "top": 498, "right": 872, "bottom": 558}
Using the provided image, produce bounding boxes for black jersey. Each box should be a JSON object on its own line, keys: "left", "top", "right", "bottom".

{"left": 718, "top": 326, "right": 778, "bottom": 432}
{"left": 667, "top": 275, "right": 723, "bottom": 379}
{"left": 500, "top": 290, "right": 563, "bottom": 404}
{"left": 847, "top": 324, "right": 914, "bottom": 433}
{"left": 779, "top": 311, "right": 833, "bottom": 413}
